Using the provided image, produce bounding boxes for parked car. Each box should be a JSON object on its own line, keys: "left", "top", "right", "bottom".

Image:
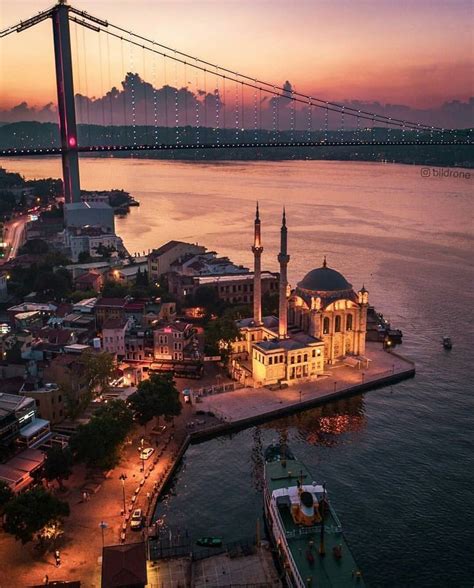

{"left": 139, "top": 447, "right": 155, "bottom": 460}
{"left": 130, "top": 509, "right": 143, "bottom": 530}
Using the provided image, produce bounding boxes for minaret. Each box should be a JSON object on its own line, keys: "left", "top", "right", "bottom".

{"left": 252, "top": 202, "right": 263, "bottom": 325}
{"left": 278, "top": 208, "right": 290, "bottom": 339}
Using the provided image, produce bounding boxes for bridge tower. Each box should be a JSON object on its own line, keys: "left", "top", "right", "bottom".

{"left": 52, "top": 0, "right": 80, "bottom": 203}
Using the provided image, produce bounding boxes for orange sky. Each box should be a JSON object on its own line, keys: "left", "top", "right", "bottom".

{"left": 0, "top": 0, "right": 472, "bottom": 111}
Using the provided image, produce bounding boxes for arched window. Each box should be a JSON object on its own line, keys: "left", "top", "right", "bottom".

{"left": 347, "top": 314, "right": 353, "bottom": 331}
{"left": 323, "top": 317, "right": 330, "bottom": 334}
{"left": 335, "top": 316, "right": 341, "bottom": 332}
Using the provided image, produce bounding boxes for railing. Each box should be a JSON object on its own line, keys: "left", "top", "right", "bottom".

{"left": 285, "top": 524, "right": 342, "bottom": 539}
{"left": 191, "top": 381, "right": 244, "bottom": 398}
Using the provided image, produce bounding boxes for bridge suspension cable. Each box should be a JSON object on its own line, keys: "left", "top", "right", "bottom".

{"left": 68, "top": 7, "right": 443, "bottom": 133}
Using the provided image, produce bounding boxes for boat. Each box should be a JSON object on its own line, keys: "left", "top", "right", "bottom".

{"left": 196, "top": 536, "right": 223, "bottom": 548}
{"left": 442, "top": 336, "right": 452, "bottom": 350}
{"left": 264, "top": 443, "right": 365, "bottom": 587}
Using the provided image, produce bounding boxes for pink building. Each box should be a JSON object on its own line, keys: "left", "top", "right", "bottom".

{"left": 102, "top": 317, "right": 130, "bottom": 358}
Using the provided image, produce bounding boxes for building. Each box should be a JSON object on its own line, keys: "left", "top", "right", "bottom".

{"left": 147, "top": 240, "right": 205, "bottom": 280}
{"left": 101, "top": 542, "right": 147, "bottom": 588}
{"left": 0, "top": 393, "right": 50, "bottom": 449}
{"left": 64, "top": 201, "right": 115, "bottom": 233}
{"left": 64, "top": 226, "right": 124, "bottom": 262}
{"left": 125, "top": 327, "right": 154, "bottom": 363}
{"left": 288, "top": 260, "right": 368, "bottom": 363}
{"left": 0, "top": 448, "right": 45, "bottom": 493}
{"left": 169, "top": 270, "right": 279, "bottom": 304}
{"left": 0, "top": 272, "right": 8, "bottom": 301}
{"left": 20, "top": 381, "right": 65, "bottom": 425}
{"left": 230, "top": 206, "right": 368, "bottom": 387}
{"left": 102, "top": 317, "right": 130, "bottom": 358}
{"left": 75, "top": 270, "right": 104, "bottom": 292}
{"left": 153, "top": 322, "right": 195, "bottom": 361}
{"left": 109, "top": 261, "right": 148, "bottom": 285}
{"left": 95, "top": 297, "right": 128, "bottom": 327}
{"left": 43, "top": 353, "right": 89, "bottom": 416}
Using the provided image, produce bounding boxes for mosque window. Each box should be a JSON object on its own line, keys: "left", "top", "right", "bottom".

{"left": 269, "top": 357, "right": 273, "bottom": 365}
{"left": 312, "top": 349, "right": 316, "bottom": 357}
{"left": 335, "top": 316, "right": 341, "bottom": 332}
{"left": 347, "top": 314, "right": 353, "bottom": 331}
{"left": 304, "top": 354, "right": 308, "bottom": 362}
{"left": 291, "top": 356, "right": 295, "bottom": 364}
{"left": 323, "top": 317, "right": 330, "bottom": 334}
{"left": 297, "top": 354, "right": 301, "bottom": 363}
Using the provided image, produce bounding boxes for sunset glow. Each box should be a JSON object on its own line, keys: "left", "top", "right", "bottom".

{"left": 1, "top": 0, "right": 472, "bottom": 120}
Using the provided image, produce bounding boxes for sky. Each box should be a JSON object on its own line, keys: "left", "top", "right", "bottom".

{"left": 0, "top": 0, "right": 473, "bottom": 123}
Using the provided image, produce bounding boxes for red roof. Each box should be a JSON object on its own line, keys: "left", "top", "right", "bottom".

{"left": 101, "top": 542, "right": 147, "bottom": 588}
{"left": 95, "top": 298, "right": 128, "bottom": 309}
{"left": 76, "top": 271, "right": 102, "bottom": 285}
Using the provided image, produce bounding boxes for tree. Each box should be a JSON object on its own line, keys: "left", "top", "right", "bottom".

{"left": 204, "top": 315, "right": 241, "bottom": 363}
{"left": 102, "top": 280, "right": 129, "bottom": 298}
{"left": 43, "top": 447, "right": 73, "bottom": 490}
{"left": 129, "top": 373, "right": 182, "bottom": 428}
{"left": 3, "top": 487, "right": 70, "bottom": 545}
{"left": 78, "top": 250, "right": 93, "bottom": 263}
{"left": 70, "top": 400, "right": 133, "bottom": 469}
{"left": 0, "top": 480, "right": 13, "bottom": 512}
{"left": 193, "top": 285, "right": 221, "bottom": 314}
{"left": 81, "top": 349, "right": 115, "bottom": 396}
{"left": 19, "top": 239, "right": 49, "bottom": 255}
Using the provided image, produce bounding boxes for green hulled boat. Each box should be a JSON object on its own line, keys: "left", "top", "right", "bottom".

{"left": 264, "top": 444, "right": 365, "bottom": 587}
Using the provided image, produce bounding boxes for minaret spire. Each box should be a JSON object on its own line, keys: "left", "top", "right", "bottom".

{"left": 278, "top": 207, "right": 290, "bottom": 339}
{"left": 252, "top": 202, "right": 263, "bottom": 325}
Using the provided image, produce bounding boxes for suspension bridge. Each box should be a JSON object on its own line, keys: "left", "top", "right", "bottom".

{"left": 0, "top": 0, "right": 471, "bottom": 203}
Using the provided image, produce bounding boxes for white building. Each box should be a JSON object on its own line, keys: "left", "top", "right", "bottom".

{"left": 64, "top": 201, "right": 115, "bottom": 233}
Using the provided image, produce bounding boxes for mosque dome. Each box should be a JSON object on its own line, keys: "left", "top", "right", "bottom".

{"left": 297, "top": 259, "right": 352, "bottom": 292}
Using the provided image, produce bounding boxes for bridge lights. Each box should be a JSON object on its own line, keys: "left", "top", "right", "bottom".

{"left": 68, "top": 136, "right": 76, "bottom": 147}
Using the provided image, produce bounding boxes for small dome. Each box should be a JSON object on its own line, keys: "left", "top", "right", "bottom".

{"left": 298, "top": 261, "right": 352, "bottom": 292}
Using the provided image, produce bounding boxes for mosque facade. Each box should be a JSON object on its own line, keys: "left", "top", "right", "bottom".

{"left": 230, "top": 206, "right": 369, "bottom": 387}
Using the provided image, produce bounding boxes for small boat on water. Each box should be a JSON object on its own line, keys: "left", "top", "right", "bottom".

{"left": 196, "top": 536, "right": 223, "bottom": 548}
{"left": 443, "top": 336, "right": 453, "bottom": 350}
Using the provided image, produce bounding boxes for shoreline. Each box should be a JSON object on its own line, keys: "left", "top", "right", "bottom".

{"left": 147, "top": 345, "right": 415, "bottom": 528}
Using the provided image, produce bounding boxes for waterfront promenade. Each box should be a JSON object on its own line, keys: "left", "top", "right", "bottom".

{"left": 196, "top": 343, "right": 414, "bottom": 428}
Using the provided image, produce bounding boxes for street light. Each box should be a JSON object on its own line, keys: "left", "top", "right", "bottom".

{"left": 99, "top": 521, "right": 107, "bottom": 548}
{"left": 119, "top": 473, "right": 127, "bottom": 514}
{"left": 139, "top": 438, "right": 145, "bottom": 472}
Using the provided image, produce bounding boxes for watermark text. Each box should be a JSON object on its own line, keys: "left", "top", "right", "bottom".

{"left": 420, "top": 167, "right": 471, "bottom": 180}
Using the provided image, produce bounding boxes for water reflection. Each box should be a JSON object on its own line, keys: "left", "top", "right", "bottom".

{"left": 265, "top": 395, "right": 366, "bottom": 448}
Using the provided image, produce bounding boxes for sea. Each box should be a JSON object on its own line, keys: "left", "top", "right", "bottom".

{"left": 3, "top": 157, "right": 473, "bottom": 587}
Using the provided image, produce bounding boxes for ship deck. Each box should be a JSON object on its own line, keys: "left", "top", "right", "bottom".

{"left": 265, "top": 458, "right": 366, "bottom": 587}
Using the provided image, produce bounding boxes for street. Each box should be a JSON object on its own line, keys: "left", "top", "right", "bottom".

{"left": 3, "top": 214, "right": 28, "bottom": 261}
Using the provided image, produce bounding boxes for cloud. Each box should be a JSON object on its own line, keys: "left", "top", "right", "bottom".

{"left": 0, "top": 74, "right": 472, "bottom": 129}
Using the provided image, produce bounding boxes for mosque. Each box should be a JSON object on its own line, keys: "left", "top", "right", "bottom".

{"left": 230, "top": 205, "right": 369, "bottom": 387}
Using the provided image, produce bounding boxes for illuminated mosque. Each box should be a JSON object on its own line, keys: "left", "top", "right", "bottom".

{"left": 231, "top": 205, "right": 369, "bottom": 387}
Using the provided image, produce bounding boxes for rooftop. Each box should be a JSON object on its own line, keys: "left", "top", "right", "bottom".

{"left": 0, "top": 393, "right": 34, "bottom": 416}
{"left": 255, "top": 332, "right": 322, "bottom": 353}
{"left": 103, "top": 318, "right": 129, "bottom": 330}
{"left": 236, "top": 315, "right": 279, "bottom": 330}
{"left": 150, "top": 240, "right": 192, "bottom": 257}
{"left": 95, "top": 297, "right": 128, "bottom": 309}
{"left": 297, "top": 261, "right": 352, "bottom": 293}
{"left": 196, "top": 271, "right": 277, "bottom": 284}
{"left": 65, "top": 201, "right": 113, "bottom": 211}
{"left": 101, "top": 542, "right": 147, "bottom": 588}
